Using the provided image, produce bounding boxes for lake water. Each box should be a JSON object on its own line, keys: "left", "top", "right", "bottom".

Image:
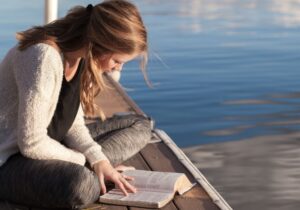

{"left": 1, "top": 0, "right": 300, "bottom": 209}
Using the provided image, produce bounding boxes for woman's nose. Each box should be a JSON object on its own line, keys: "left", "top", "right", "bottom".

{"left": 118, "top": 64, "right": 124, "bottom": 71}
{"left": 112, "top": 64, "right": 123, "bottom": 72}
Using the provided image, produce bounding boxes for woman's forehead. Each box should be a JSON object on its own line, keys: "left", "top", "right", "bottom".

{"left": 111, "top": 53, "right": 138, "bottom": 62}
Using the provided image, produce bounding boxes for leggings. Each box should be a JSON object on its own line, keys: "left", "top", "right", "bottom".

{"left": 0, "top": 114, "right": 151, "bottom": 209}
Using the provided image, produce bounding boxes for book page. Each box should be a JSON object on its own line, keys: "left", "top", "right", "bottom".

{"left": 123, "top": 170, "right": 183, "bottom": 193}
{"left": 100, "top": 188, "right": 172, "bottom": 208}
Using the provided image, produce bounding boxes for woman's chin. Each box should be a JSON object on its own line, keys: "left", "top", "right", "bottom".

{"left": 107, "top": 70, "right": 121, "bottom": 82}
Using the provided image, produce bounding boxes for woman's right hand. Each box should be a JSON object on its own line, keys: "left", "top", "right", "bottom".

{"left": 93, "top": 159, "right": 137, "bottom": 196}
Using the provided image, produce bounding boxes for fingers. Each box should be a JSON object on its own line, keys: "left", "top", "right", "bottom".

{"left": 117, "top": 181, "right": 129, "bottom": 196}
{"left": 123, "top": 175, "right": 134, "bottom": 181}
{"left": 94, "top": 161, "right": 137, "bottom": 196}
{"left": 99, "top": 174, "right": 107, "bottom": 194}
{"left": 116, "top": 175, "right": 137, "bottom": 196}
{"left": 121, "top": 177, "right": 137, "bottom": 193}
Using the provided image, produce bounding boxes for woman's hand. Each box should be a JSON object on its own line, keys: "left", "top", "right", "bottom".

{"left": 93, "top": 160, "right": 137, "bottom": 196}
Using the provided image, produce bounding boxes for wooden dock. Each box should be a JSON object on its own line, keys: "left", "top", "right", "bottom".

{"left": 0, "top": 74, "right": 231, "bottom": 210}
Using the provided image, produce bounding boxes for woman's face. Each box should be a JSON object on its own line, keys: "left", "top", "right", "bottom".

{"left": 99, "top": 53, "right": 138, "bottom": 72}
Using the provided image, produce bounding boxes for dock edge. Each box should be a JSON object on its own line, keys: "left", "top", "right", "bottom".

{"left": 154, "top": 129, "right": 232, "bottom": 210}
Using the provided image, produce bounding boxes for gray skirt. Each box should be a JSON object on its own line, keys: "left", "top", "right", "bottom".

{"left": 0, "top": 114, "right": 152, "bottom": 209}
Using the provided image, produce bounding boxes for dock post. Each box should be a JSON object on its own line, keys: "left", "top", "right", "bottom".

{"left": 44, "top": 0, "right": 58, "bottom": 24}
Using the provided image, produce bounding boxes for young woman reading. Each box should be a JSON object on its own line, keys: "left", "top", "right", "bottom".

{"left": 0, "top": 0, "right": 151, "bottom": 208}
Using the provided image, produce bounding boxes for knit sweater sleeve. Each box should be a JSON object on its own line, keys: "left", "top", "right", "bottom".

{"left": 64, "top": 106, "right": 109, "bottom": 166}
{"left": 13, "top": 44, "right": 86, "bottom": 165}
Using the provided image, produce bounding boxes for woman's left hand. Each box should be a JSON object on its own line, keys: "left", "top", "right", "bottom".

{"left": 93, "top": 159, "right": 137, "bottom": 196}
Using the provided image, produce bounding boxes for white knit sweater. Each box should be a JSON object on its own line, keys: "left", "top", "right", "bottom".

{"left": 0, "top": 43, "right": 108, "bottom": 167}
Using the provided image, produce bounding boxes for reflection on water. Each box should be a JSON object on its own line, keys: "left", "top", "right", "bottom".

{"left": 205, "top": 92, "right": 300, "bottom": 137}
{"left": 183, "top": 132, "right": 300, "bottom": 210}
{"left": 271, "top": 0, "right": 300, "bottom": 27}
{"left": 183, "top": 91, "right": 300, "bottom": 209}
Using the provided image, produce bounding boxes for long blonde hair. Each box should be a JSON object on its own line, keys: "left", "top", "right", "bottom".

{"left": 16, "top": 0, "right": 148, "bottom": 120}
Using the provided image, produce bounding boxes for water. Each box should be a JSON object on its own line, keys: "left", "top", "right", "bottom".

{"left": 1, "top": 0, "right": 300, "bottom": 209}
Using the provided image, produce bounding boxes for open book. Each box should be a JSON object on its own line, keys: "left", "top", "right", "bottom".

{"left": 99, "top": 170, "right": 195, "bottom": 208}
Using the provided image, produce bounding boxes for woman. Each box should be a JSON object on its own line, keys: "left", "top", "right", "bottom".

{"left": 0, "top": 0, "right": 151, "bottom": 208}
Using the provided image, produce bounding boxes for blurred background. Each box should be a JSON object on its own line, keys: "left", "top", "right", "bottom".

{"left": 1, "top": 0, "right": 300, "bottom": 209}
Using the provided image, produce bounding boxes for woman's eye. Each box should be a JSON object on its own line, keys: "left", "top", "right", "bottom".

{"left": 114, "top": 60, "right": 123, "bottom": 65}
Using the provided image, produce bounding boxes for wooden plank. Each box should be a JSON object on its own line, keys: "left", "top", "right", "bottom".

{"left": 83, "top": 203, "right": 127, "bottom": 210}
{"left": 122, "top": 152, "right": 151, "bottom": 170}
{"left": 101, "top": 205, "right": 128, "bottom": 210}
{"left": 174, "top": 197, "right": 219, "bottom": 210}
{"left": 130, "top": 201, "right": 177, "bottom": 210}
{"left": 140, "top": 143, "right": 196, "bottom": 183}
